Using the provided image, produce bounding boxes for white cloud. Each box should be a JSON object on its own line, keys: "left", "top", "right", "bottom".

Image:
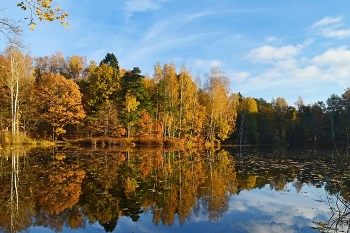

{"left": 321, "top": 28, "right": 350, "bottom": 39}
{"left": 312, "top": 46, "right": 350, "bottom": 77}
{"left": 236, "top": 43, "right": 350, "bottom": 105}
{"left": 246, "top": 45, "right": 302, "bottom": 63}
{"left": 294, "top": 65, "right": 321, "bottom": 79}
{"left": 312, "top": 16, "right": 350, "bottom": 39}
{"left": 245, "top": 44, "right": 350, "bottom": 83}
{"left": 313, "top": 16, "right": 342, "bottom": 27}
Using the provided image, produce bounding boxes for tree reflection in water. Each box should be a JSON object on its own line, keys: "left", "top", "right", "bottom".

{"left": 0, "top": 148, "right": 32, "bottom": 233}
{"left": 314, "top": 151, "right": 350, "bottom": 233}
{"left": 312, "top": 193, "right": 350, "bottom": 232}
{"left": 10, "top": 149, "right": 20, "bottom": 233}
{"left": 0, "top": 147, "right": 350, "bottom": 232}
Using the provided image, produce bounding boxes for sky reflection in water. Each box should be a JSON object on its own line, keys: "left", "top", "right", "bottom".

{"left": 112, "top": 184, "right": 329, "bottom": 233}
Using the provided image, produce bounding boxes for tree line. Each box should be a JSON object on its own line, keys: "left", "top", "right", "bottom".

{"left": 228, "top": 92, "right": 350, "bottom": 148}
{"left": 0, "top": 49, "right": 236, "bottom": 144}
{"left": 0, "top": 48, "right": 349, "bottom": 148}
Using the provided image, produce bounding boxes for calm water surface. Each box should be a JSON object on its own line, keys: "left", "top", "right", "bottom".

{"left": 0, "top": 147, "right": 349, "bottom": 233}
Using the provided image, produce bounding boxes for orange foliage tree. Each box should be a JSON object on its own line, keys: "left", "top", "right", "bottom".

{"left": 29, "top": 72, "right": 85, "bottom": 139}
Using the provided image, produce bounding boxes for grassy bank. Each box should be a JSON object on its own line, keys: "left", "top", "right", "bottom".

{"left": 0, "top": 131, "right": 63, "bottom": 147}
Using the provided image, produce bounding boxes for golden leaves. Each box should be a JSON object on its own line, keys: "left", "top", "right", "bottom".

{"left": 17, "top": 0, "right": 69, "bottom": 30}
{"left": 30, "top": 72, "right": 86, "bottom": 135}
{"left": 124, "top": 177, "right": 139, "bottom": 198}
{"left": 125, "top": 91, "right": 140, "bottom": 113}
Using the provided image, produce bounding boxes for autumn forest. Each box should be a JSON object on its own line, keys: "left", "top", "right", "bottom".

{"left": 0, "top": 49, "right": 350, "bottom": 149}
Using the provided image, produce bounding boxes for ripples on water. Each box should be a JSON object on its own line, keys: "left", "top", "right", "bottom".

{"left": 0, "top": 147, "right": 349, "bottom": 233}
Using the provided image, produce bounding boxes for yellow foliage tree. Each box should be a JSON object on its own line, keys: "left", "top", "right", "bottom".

{"left": 204, "top": 67, "right": 236, "bottom": 141}
{"left": 124, "top": 90, "right": 140, "bottom": 137}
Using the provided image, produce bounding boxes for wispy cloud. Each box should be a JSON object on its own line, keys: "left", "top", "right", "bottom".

{"left": 320, "top": 28, "right": 350, "bottom": 39}
{"left": 313, "top": 16, "right": 342, "bottom": 27}
{"left": 144, "top": 11, "right": 227, "bottom": 41}
{"left": 312, "top": 16, "right": 350, "bottom": 39}
{"left": 181, "top": 9, "right": 263, "bottom": 22}
{"left": 122, "top": 31, "right": 214, "bottom": 66}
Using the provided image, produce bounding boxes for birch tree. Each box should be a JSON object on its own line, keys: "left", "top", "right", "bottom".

{"left": 151, "top": 63, "right": 178, "bottom": 138}
{"left": 0, "top": 45, "right": 33, "bottom": 135}
{"left": 163, "top": 63, "right": 179, "bottom": 137}
{"left": 203, "top": 68, "right": 234, "bottom": 141}
{"left": 177, "top": 65, "right": 198, "bottom": 138}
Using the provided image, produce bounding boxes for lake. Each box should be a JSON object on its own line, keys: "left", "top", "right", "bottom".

{"left": 0, "top": 146, "right": 349, "bottom": 233}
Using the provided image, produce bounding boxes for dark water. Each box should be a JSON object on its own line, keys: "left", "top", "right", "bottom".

{"left": 0, "top": 146, "right": 350, "bottom": 233}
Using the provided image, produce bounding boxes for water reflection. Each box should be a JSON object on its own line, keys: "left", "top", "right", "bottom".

{"left": 0, "top": 148, "right": 31, "bottom": 233}
{"left": 312, "top": 193, "right": 350, "bottom": 232}
{"left": 0, "top": 147, "right": 350, "bottom": 232}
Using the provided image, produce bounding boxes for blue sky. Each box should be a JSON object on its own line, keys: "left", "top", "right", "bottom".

{"left": 2, "top": 0, "right": 350, "bottom": 106}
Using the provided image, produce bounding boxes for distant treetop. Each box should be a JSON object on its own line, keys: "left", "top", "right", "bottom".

{"left": 100, "top": 53, "right": 120, "bottom": 70}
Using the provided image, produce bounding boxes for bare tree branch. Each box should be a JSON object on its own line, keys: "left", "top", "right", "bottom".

{"left": 0, "top": 9, "right": 23, "bottom": 43}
